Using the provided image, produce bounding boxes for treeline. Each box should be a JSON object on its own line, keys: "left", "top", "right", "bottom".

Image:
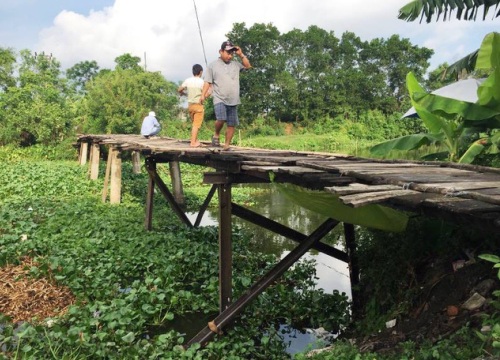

{"left": 0, "top": 23, "right": 438, "bottom": 146}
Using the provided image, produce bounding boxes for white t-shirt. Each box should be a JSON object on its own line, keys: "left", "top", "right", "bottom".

{"left": 181, "top": 76, "right": 204, "bottom": 104}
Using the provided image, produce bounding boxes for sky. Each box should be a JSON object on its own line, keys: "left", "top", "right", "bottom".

{"left": 0, "top": 0, "right": 498, "bottom": 83}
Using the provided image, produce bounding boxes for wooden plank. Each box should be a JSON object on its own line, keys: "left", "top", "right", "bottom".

{"left": 348, "top": 172, "right": 491, "bottom": 185}
{"left": 415, "top": 181, "right": 500, "bottom": 192}
{"left": 456, "top": 192, "right": 500, "bottom": 206}
{"left": 282, "top": 167, "right": 325, "bottom": 175}
{"left": 240, "top": 165, "right": 324, "bottom": 174}
{"left": 241, "top": 165, "right": 282, "bottom": 172}
{"left": 340, "top": 189, "right": 420, "bottom": 207}
{"left": 342, "top": 167, "right": 474, "bottom": 176}
{"left": 241, "top": 161, "right": 284, "bottom": 166}
{"left": 325, "top": 184, "right": 402, "bottom": 195}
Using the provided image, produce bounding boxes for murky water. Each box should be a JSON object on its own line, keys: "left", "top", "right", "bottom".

{"left": 186, "top": 184, "right": 352, "bottom": 354}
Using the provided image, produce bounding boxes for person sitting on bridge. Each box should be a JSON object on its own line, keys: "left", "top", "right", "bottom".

{"left": 141, "top": 111, "right": 161, "bottom": 138}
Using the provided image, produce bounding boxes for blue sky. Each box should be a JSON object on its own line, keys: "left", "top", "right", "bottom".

{"left": 0, "top": 0, "right": 498, "bottom": 83}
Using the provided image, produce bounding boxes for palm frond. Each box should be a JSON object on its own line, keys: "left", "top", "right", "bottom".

{"left": 398, "top": 0, "right": 500, "bottom": 22}
{"left": 442, "top": 50, "right": 479, "bottom": 79}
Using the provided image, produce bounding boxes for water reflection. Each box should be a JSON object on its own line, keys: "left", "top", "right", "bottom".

{"left": 187, "top": 184, "right": 351, "bottom": 297}
{"left": 186, "top": 184, "right": 352, "bottom": 354}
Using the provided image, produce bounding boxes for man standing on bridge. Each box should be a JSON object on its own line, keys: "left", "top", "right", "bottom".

{"left": 200, "top": 41, "right": 251, "bottom": 150}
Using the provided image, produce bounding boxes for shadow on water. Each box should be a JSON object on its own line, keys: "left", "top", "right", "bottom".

{"left": 184, "top": 184, "right": 352, "bottom": 355}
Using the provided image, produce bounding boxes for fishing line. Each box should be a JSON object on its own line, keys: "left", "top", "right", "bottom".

{"left": 193, "top": 0, "right": 208, "bottom": 67}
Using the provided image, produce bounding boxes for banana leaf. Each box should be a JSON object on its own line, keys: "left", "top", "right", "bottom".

{"left": 369, "top": 133, "right": 441, "bottom": 156}
{"left": 274, "top": 183, "right": 409, "bottom": 233}
{"left": 477, "top": 67, "right": 500, "bottom": 112}
{"left": 407, "top": 72, "right": 500, "bottom": 122}
{"left": 458, "top": 139, "right": 487, "bottom": 163}
{"left": 476, "top": 32, "right": 500, "bottom": 70}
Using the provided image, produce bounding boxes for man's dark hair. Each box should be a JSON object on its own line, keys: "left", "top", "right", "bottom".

{"left": 192, "top": 64, "right": 203, "bottom": 76}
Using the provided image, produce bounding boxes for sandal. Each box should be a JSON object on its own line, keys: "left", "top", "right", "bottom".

{"left": 211, "top": 136, "right": 220, "bottom": 147}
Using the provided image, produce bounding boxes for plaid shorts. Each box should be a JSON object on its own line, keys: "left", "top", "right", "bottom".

{"left": 214, "top": 103, "right": 239, "bottom": 127}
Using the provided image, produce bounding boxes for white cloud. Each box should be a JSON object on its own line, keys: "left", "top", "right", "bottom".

{"left": 35, "top": 0, "right": 499, "bottom": 82}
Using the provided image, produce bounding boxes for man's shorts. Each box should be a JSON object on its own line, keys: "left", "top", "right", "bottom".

{"left": 188, "top": 103, "right": 204, "bottom": 128}
{"left": 214, "top": 103, "right": 239, "bottom": 127}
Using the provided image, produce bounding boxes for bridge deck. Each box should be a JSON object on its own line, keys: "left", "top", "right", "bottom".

{"left": 77, "top": 134, "right": 500, "bottom": 229}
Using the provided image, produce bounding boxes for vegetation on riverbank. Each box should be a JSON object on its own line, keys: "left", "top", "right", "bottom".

{"left": 0, "top": 148, "right": 352, "bottom": 359}
{"left": 1, "top": 143, "right": 499, "bottom": 359}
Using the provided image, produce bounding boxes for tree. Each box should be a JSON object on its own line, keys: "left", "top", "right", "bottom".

{"left": 227, "top": 22, "right": 283, "bottom": 122}
{"left": 0, "top": 50, "right": 72, "bottom": 146}
{"left": 114, "top": 53, "right": 143, "bottom": 71}
{"left": 66, "top": 60, "right": 100, "bottom": 94}
{"left": 0, "top": 47, "right": 16, "bottom": 91}
{"left": 399, "top": 0, "right": 500, "bottom": 23}
{"left": 80, "top": 67, "right": 179, "bottom": 134}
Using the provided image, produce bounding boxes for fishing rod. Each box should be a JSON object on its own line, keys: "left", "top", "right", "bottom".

{"left": 193, "top": 0, "right": 208, "bottom": 67}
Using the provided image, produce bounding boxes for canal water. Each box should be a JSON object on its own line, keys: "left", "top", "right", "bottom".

{"left": 186, "top": 184, "right": 352, "bottom": 355}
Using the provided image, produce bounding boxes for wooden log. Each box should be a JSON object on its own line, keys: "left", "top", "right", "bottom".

{"left": 132, "top": 151, "right": 141, "bottom": 174}
{"left": 79, "top": 142, "right": 88, "bottom": 165}
{"left": 169, "top": 161, "right": 185, "bottom": 206}
{"left": 145, "top": 159, "right": 155, "bottom": 230}
{"left": 90, "top": 143, "right": 100, "bottom": 180}
{"left": 110, "top": 148, "right": 122, "bottom": 204}
{"left": 102, "top": 148, "right": 113, "bottom": 203}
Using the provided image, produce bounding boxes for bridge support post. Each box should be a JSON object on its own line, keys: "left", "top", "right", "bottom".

{"left": 90, "top": 143, "right": 100, "bottom": 180}
{"left": 218, "top": 183, "right": 232, "bottom": 312}
{"left": 110, "top": 147, "right": 122, "bottom": 204}
{"left": 169, "top": 161, "right": 185, "bottom": 206}
{"left": 79, "top": 142, "right": 89, "bottom": 165}
{"left": 101, "top": 146, "right": 122, "bottom": 204}
{"left": 344, "top": 222, "right": 361, "bottom": 320}
{"left": 132, "top": 151, "right": 141, "bottom": 174}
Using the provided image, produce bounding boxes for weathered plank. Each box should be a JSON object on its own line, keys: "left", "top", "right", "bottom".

{"left": 325, "top": 184, "right": 402, "bottom": 195}
{"left": 340, "top": 189, "right": 420, "bottom": 207}
{"left": 415, "top": 181, "right": 500, "bottom": 192}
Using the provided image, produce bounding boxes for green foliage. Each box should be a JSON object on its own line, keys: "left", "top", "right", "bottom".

{"left": 0, "top": 155, "right": 351, "bottom": 358}
{"left": 477, "top": 254, "right": 500, "bottom": 353}
{"left": 370, "top": 32, "right": 500, "bottom": 164}
{"left": 66, "top": 60, "right": 100, "bottom": 94}
{"left": 228, "top": 24, "right": 433, "bottom": 124}
{"left": 399, "top": 0, "right": 500, "bottom": 23}
{"left": 79, "top": 68, "right": 179, "bottom": 134}
{"left": 0, "top": 47, "right": 16, "bottom": 90}
{"left": 0, "top": 50, "right": 73, "bottom": 146}
{"left": 114, "top": 53, "right": 142, "bottom": 71}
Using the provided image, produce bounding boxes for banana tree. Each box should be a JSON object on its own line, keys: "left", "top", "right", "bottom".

{"left": 370, "top": 32, "right": 500, "bottom": 163}
{"left": 399, "top": 0, "right": 500, "bottom": 23}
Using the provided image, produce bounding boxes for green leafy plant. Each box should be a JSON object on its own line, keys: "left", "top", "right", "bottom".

{"left": 371, "top": 32, "right": 500, "bottom": 163}
{"left": 477, "top": 253, "right": 500, "bottom": 352}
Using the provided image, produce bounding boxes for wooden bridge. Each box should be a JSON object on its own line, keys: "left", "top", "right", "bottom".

{"left": 76, "top": 134, "right": 500, "bottom": 347}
